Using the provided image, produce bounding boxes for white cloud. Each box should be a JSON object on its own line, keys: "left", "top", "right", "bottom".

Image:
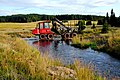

{"left": 0, "top": 0, "right": 118, "bottom": 7}
{"left": 0, "top": 0, "right": 119, "bottom": 16}
{"left": 91, "top": 0, "right": 118, "bottom": 7}
{"left": 0, "top": 9, "right": 18, "bottom": 16}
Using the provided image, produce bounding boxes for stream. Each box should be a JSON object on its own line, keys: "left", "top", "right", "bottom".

{"left": 24, "top": 38, "right": 120, "bottom": 79}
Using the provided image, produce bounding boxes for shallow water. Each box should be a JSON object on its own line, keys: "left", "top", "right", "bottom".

{"left": 24, "top": 38, "right": 120, "bottom": 79}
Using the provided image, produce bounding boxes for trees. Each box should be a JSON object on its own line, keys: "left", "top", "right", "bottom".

{"left": 0, "top": 14, "right": 105, "bottom": 23}
{"left": 101, "top": 11, "right": 111, "bottom": 33}
{"left": 110, "top": 9, "right": 116, "bottom": 27}
{"left": 106, "top": 12, "right": 109, "bottom": 24}
{"left": 116, "top": 16, "right": 120, "bottom": 27}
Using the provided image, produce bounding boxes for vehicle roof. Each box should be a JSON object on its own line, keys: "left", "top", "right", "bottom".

{"left": 38, "top": 20, "right": 51, "bottom": 23}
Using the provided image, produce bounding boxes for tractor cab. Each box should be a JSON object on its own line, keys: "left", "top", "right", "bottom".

{"left": 32, "top": 21, "right": 54, "bottom": 40}
{"left": 32, "top": 21, "right": 54, "bottom": 35}
{"left": 36, "top": 21, "right": 49, "bottom": 29}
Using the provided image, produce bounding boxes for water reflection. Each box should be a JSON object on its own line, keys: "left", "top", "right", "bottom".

{"left": 33, "top": 40, "right": 51, "bottom": 47}
{"left": 33, "top": 40, "right": 71, "bottom": 50}
{"left": 54, "top": 40, "right": 59, "bottom": 50}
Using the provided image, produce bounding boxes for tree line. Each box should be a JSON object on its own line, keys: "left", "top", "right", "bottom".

{"left": 106, "top": 9, "right": 120, "bottom": 27}
{"left": 0, "top": 9, "right": 120, "bottom": 27}
{"left": 84, "top": 9, "right": 120, "bottom": 27}
{"left": 0, "top": 14, "right": 104, "bottom": 23}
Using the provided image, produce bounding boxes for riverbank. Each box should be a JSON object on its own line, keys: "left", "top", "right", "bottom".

{"left": 0, "top": 23, "right": 103, "bottom": 80}
{"left": 71, "top": 28, "right": 120, "bottom": 60}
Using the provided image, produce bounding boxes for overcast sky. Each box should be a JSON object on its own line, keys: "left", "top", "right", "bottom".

{"left": 0, "top": 0, "right": 120, "bottom": 16}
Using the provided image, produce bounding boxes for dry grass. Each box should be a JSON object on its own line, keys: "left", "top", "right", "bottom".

{"left": 0, "top": 22, "right": 36, "bottom": 37}
{"left": 0, "top": 34, "right": 61, "bottom": 79}
{"left": 0, "top": 22, "right": 36, "bottom": 29}
{"left": 0, "top": 22, "right": 37, "bottom": 33}
{"left": 71, "top": 60, "right": 103, "bottom": 80}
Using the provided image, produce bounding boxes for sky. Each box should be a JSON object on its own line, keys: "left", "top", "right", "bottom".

{"left": 0, "top": 0, "right": 120, "bottom": 16}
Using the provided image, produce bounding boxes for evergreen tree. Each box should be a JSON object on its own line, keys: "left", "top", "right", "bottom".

{"left": 116, "top": 16, "right": 120, "bottom": 27}
{"left": 110, "top": 9, "right": 116, "bottom": 27}
{"left": 101, "top": 20, "right": 109, "bottom": 33}
{"left": 77, "top": 20, "right": 86, "bottom": 33}
{"left": 106, "top": 12, "right": 109, "bottom": 24}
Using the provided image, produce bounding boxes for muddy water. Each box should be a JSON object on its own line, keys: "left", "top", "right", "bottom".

{"left": 24, "top": 38, "right": 120, "bottom": 79}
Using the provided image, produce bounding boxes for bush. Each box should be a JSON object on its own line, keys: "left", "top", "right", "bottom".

{"left": 91, "top": 24, "right": 96, "bottom": 29}
{"left": 77, "top": 20, "right": 86, "bottom": 33}
{"left": 97, "top": 20, "right": 103, "bottom": 25}
{"left": 86, "top": 21, "right": 92, "bottom": 25}
{"left": 101, "top": 21, "right": 109, "bottom": 33}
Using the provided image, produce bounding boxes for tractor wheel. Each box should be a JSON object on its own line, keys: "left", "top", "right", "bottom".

{"left": 40, "top": 34, "right": 45, "bottom": 40}
{"left": 47, "top": 34, "right": 53, "bottom": 40}
{"left": 71, "top": 33, "right": 77, "bottom": 38}
{"left": 64, "top": 33, "right": 70, "bottom": 39}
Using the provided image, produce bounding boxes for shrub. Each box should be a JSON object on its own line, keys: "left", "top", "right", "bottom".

{"left": 101, "top": 21, "right": 109, "bottom": 33}
{"left": 91, "top": 23, "right": 96, "bottom": 29}
{"left": 97, "top": 20, "right": 103, "bottom": 25}
{"left": 86, "top": 21, "right": 92, "bottom": 25}
{"left": 77, "top": 20, "right": 86, "bottom": 33}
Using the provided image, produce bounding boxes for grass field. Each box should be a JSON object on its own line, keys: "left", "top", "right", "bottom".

{"left": 0, "top": 22, "right": 103, "bottom": 79}
{"left": 0, "top": 22, "right": 36, "bottom": 33}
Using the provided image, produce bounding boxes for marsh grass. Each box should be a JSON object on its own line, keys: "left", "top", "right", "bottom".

{"left": 95, "top": 28, "right": 120, "bottom": 58}
{"left": 0, "top": 34, "right": 104, "bottom": 80}
{"left": 67, "top": 60, "right": 103, "bottom": 80}
{"left": 100, "top": 30, "right": 120, "bottom": 58}
{"left": 71, "top": 27, "right": 120, "bottom": 59}
{"left": 72, "top": 36, "right": 95, "bottom": 49}
{"left": 0, "top": 34, "right": 62, "bottom": 79}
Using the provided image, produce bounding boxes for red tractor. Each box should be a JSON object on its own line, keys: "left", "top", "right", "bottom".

{"left": 32, "top": 18, "right": 77, "bottom": 40}
{"left": 32, "top": 20, "right": 54, "bottom": 40}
